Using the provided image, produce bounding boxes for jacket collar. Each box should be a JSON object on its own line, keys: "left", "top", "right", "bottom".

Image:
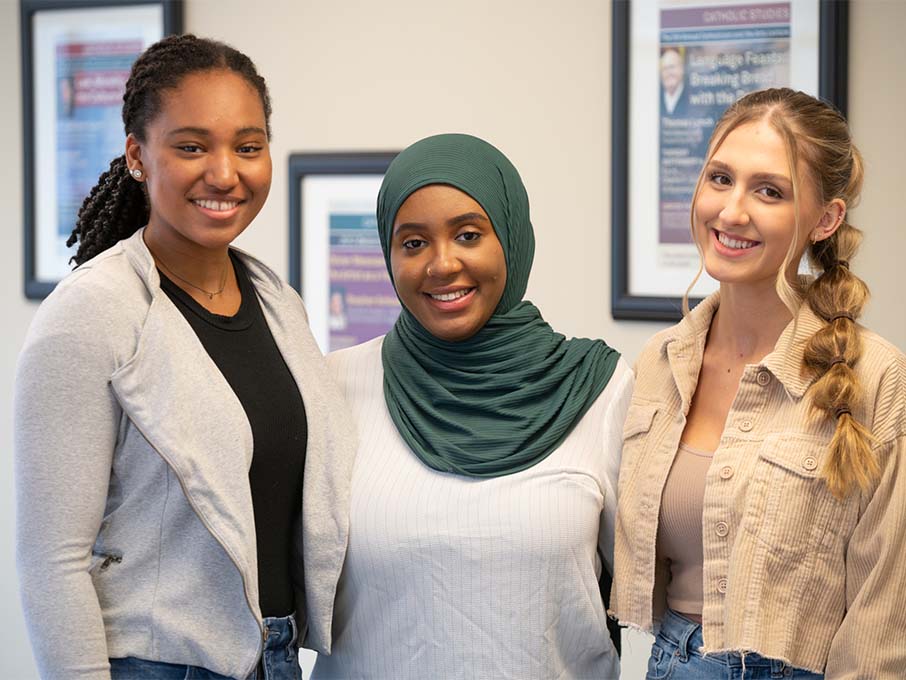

{"left": 119, "top": 227, "right": 284, "bottom": 299}
{"left": 659, "top": 291, "right": 826, "bottom": 403}
{"left": 762, "top": 301, "right": 826, "bottom": 399}
{"left": 116, "top": 227, "right": 355, "bottom": 650}
{"left": 111, "top": 227, "right": 292, "bottom": 618}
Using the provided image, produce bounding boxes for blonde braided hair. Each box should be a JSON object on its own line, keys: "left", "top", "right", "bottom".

{"left": 686, "top": 88, "right": 875, "bottom": 498}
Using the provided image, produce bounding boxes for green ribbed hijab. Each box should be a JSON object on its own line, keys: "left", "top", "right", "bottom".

{"left": 378, "top": 133, "right": 619, "bottom": 477}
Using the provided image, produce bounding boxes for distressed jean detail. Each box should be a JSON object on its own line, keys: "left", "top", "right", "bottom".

{"left": 646, "top": 609, "right": 824, "bottom": 680}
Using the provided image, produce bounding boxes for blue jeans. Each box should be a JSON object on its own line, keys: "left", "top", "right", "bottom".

{"left": 646, "top": 609, "right": 824, "bottom": 680}
{"left": 109, "top": 612, "right": 302, "bottom": 680}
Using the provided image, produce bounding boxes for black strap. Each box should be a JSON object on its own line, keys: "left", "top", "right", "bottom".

{"left": 598, "top": 552, "right": 622, "bottom": 657}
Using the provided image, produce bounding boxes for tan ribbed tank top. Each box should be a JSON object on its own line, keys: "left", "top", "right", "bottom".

{"left": 656, "top": 441, "right": 714, "bottom": 621}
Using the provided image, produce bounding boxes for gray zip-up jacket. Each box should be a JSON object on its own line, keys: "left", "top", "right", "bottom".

{"left": 14, "top": 229, "right": 356, "bottom": 679}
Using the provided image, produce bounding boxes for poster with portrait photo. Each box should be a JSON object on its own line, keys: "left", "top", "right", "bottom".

{"left": 326, "top": 212, "right": 400, "bottom": 351}
{"left": 611, "top": 0, "right": 847, "bottom": 320}
{"left": 658, "top": 5, "right": 791, "bottom": 247}
{"left": 21, "top": 0, "right": 182, "bottom": 299}
{"left": 55, "top": 39, "right": 144, "bottom": 241}
{"left": 288, "top": 152, "right": 400, "bottom": 353}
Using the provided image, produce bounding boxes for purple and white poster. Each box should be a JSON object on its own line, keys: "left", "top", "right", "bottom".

{"left": 30, "top": 4, "right": 164, "bottom": 288}
{"left": 299, "top": 173, "right": 399, "bottom": 352}
{"left": 55, "top": 40, "right": 142, "bottom": 238}
{"left": 328, "top": 213, "right": 400, "bottom": 351}
{"left": 624, "top": 0, "right": 819, "bottom": 301}
{"left": 658, "top": 3, "right": 791, "bottom": 245}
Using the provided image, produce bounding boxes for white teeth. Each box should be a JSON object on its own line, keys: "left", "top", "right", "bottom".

{"left": 194, "top": 199, "right": 238, "bottom": 211}
{"left": 430, "top": 289, "right": 471, "bottom": 302}
{"left": 717, "top": 232, "right": 757, "bottom": 250}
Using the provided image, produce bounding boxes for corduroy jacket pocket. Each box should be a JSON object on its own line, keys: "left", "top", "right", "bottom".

{"left": 619, "top": 400, "right": 664, "bottom": 496}
{"left": 743, "top": 433, "right": 848, "bottom": 556}
{"left": 622, "top": 400, "right": 660, "bottom": 440}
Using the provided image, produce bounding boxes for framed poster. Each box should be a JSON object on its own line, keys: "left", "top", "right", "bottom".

{"left": 611, "top": 0, "right": 848, "bottom": 320}
{"left": 288, "top": 152, "right": 400, "bottom": 353}
{"left": 21, "top": 0, "right": 182, "bottom": 299}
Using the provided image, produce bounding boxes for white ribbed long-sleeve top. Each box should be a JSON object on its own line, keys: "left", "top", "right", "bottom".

{"left": 313, "top": 336, "right": 633, "bottom": 680}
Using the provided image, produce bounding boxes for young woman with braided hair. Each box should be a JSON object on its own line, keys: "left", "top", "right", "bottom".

{"left": 14, "top": 35, "right": 355, "bottom": 679}
{"left": 612, "top": 88, "right": 905, "bottom": 679}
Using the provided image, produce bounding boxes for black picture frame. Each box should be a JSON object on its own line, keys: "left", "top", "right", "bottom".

{"left": 287, "top": 151, "right": 398, "bottom": 294}
{"left": 611, "top": 0, "right": 849, "bottom": 321}
{"left": 21, "top": 0, "right": 182, "bottom": 299}
{"left": 287, "top": 151, "right": 401, "bottom": 353}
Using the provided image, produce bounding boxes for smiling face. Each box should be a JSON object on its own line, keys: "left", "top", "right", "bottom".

{"left": 693, "top": 119, "right": 829, "bottom": 291}
{"left": 390, "top": 184, "right": 507, "bottom": 342}
{"left": 126, "top": 69, "right": 272, "bottom": 253}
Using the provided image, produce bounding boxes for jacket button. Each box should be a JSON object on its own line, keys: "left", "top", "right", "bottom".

{"left": 716, "top": 521, "right": 729, "bottom": 537}
{"left": 756, "top": 370, "right": 771, "bottom": 386}
{"left": 717, "top": 578, "right": 728, "bottom": 594}
{"left": 739, "top": 419, "right": 754, "bottom": 432}
{"left": 720, "top": 466, "right": 734, "bottom": 480}
{"left": 803, "top": 456, "right": 818, "bottom": 471}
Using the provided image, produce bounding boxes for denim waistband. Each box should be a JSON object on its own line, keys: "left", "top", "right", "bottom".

{"left": 262, "top": 612, "right": 298, "bottom": 652}
{"left": 660, "top": 609, "right": 791, "bottom": 672}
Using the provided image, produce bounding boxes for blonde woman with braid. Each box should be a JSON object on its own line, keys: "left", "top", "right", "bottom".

{"left": 611, "top": 88, "right": 906, "bottom": 679}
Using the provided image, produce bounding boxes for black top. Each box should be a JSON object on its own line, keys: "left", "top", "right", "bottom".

{"left": 160, "top": 252, "right": 308, "bottom": 619}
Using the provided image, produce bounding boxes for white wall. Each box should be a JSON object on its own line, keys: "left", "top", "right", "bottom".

{"left": 3, "top": 1, "right": 904, "bottom": 677}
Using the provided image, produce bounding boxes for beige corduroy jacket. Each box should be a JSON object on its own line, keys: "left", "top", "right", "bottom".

{"left": 610, "top": 292, "right": 906, "bottom": 677}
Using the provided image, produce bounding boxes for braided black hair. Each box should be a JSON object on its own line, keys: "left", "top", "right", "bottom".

{"left": 67, "top": 34, "right": 272, "bottom": 265}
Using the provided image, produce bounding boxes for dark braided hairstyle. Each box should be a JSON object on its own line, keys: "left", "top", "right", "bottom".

{"left": 67, "top": 34, "right": 272, "bottom": 265}
{"left": 687, "top": 88, "right": 875, "bottom": 499}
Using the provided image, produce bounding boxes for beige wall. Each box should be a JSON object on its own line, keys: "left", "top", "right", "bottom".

{"left": 2, "top": 0, "right": 38, "bottom": 676}
{"left": 2, "top": 1, "right": 904, "bottom": 676}
{"left": 848, "top": 0, "right": 906, "bottom": 343}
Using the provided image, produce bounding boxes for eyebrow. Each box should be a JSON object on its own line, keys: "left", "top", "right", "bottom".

{"left": 448, "top": 212, "right": 490, "bottom": 227}
{"left": 708, "top": 159, "right": 791, "bottom": 184}
{"left": 394, "top": 211, "right": 490, "bottom": 235}
{"left": 166, "top": 126, "right": 267, "bottom": 137}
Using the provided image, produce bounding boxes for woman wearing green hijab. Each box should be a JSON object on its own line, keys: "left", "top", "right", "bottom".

{"left": 313, "top": 134, "right": 632, "bottom": 679}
